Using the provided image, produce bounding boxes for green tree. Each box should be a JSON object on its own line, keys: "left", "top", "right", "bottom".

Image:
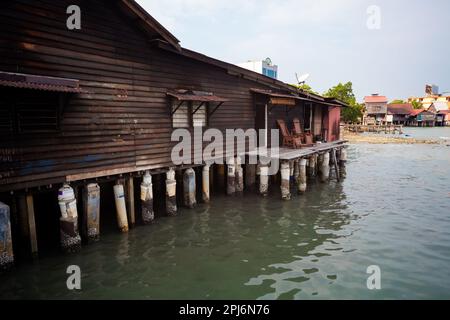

{"left": 411, "top": 100, "right": 423, "bottom": 109}
{"left": 390, "top": 99, "right": 405, "bottom": 104}
{"left": 323, "top": 81, "right": 362, "bottom": 123}
{"left": 290, "top": 83, "right": 318, "bottom": 94}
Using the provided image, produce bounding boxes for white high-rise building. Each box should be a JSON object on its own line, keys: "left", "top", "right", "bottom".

{"left": 237, "top": 58, "right": 278, "bottom": 79}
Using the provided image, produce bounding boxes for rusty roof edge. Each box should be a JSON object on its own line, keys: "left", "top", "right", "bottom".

{"left": 119, "top": 0, "right": 181, "bottom": 51}
{"left": 152, "top": 41, "right": 334, "bottom": 103}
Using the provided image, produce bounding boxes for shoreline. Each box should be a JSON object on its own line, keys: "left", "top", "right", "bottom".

{"left": 343, "top": 132, "right": 444, "bottom": 145}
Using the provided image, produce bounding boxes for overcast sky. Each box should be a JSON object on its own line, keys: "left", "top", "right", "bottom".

{"left": 137, "top": 0, "right": 450, "bottom": 101}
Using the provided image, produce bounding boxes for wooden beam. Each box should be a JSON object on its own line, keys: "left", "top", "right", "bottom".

{"left": 126, "top": 177, "right": 135, "bottom": 228}
{"left": 25, "top": 194, "right": 38, "bottom": 257}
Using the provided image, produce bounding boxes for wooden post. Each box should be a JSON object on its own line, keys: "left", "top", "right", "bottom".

{"left": 216, "top": 164, "right": 225, "bottom": 192}
{"left": 259, "top": 164, "right": 269, "bottom": 196}
{"left": 113, "top": 182, "right": 129, "bottom": 233}
{"left": 0, "top": 202, "right": 14, "bottom": 270}
{"left": 289, "top": 161, "right": 295, "bottom": 187}
{"left": 20, "top": 195, "right": 38, "bottom": 257}
{"left": 235, "top": 157, "right": 244, "bottom": 194}
{"left": 293, "top": 160, "right": 300, "bottom": 186}
{"left": 183, "top": 168, "right": 196, "bottom": 208}
{"left": 126, "top": 177, "right": 135, "bottom": 228}
{"left": 245, "top": 164, "right": 256, "bottom": 191}
{"left": 319, "top": 152, "right": 330, "bottom": 182}
{"left": 227, "top": 157, "right": 236, "bottom": 195}
{"left": 298, "top": 158, "right": 307, "bottom": 193}
{"left": 83, "top": 183, "right": 101, "bottom": 242}
{"left": 307, "top": 154, "right": 316, "bottom": 178}
{"left": 331, "top": 148, "right": 340, "bottom": 182}
{"left": 165, "top": 168, "right": 177, "bottom": 216}
{"left": 202, "top": 165, "right": 210, "bottom": 203}
{"left": 280, "top": 161, "right": 291, "bottom": 200}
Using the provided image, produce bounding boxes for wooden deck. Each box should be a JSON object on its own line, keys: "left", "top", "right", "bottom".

{"left": 246, "top": 140, "right": 347, "bottom": 161}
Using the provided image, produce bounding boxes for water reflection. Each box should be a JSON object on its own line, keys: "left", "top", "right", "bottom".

{"left": 1, "top": 140, "right": 450, "bottom": 299}
{"left": 244, "top": 180, "right": 355, "bottom": 299}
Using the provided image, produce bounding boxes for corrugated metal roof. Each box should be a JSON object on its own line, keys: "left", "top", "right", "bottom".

{"left": 431, "top": 101, "right": 450, "bottom": 111}
{"left": 410, "top": 109, "right": 426, "bottom": 116}
{"left": 387, "top": 103, "right": 413, "bottom": 115}
{"left": 167, "top": 91, "right": 228, "bottom": 102}
{"left": 0, "top": 71, "right": 83, "bottom": 93}
{"left": 250, "top": 88, "right": 311, "bottom": 101}
{"left": 364, "top": 95, "right": 388, "bottom": 103}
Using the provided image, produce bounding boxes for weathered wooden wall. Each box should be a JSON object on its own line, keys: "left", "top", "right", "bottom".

{"left": 0, "top": 0, "right": 274, "bottom": 192}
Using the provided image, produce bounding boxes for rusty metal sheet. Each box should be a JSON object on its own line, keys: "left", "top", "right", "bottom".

{"left": 0, "top": 71, "right": 83, "bottom": 93}
{"left": 167, "top": 91, "right": 228, "bottom": 102}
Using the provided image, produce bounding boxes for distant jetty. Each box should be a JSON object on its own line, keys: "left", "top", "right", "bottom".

{"left": 343, "top": 132, "right": 441, "bottom": 145}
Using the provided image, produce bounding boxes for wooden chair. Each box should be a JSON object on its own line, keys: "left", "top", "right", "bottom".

{"left": 292, "top": 118, "right": 315, "bottom": 147}
{"left": 276, "top": 119, "right": 303, "bottom": 149}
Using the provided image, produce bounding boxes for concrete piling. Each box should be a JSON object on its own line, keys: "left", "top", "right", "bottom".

{"left": 183, "top": 168, "right": 197, "bottom": 208}
{"left": 140, "top": 171, "right": 154, "bottom": 224}
{"left": 235, "top": 157, "right": 244, "bottom": 194}
{"left": 166, "top": 168, "right": 177, "bottom": 216}
{"left": 202, "top": 165, "right": 210, "bottom": 203}
{"left": 58, "top": 184, "right": 82, "bottom": 253}
{"left": 113, "top": 182, "right": 129, "bottom": 233}
{"left": 0, "top": 202, "right": 14, "bottom": 271}
{"left": 227, "top": 157, "right": 236, "bottom": 195}
{"left": 259, "top": 164, "right": 269, "bottom": 196}
{"left": 339, "top": 147, "right": 347, "bottom": 179}
{"left": 319, "top": 152, "right": 330, "bottom": 183}
{"left": 83, "top": 183, "right": 100, "bottom": 242}
{"left": 298, "top": 158, "right": 307, "bottom": 193}
{"left": 280, "top": 161, "right": 291, "bottom": 200}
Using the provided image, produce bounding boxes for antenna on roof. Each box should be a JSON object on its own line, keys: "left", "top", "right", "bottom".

{"left": 295, "top": 73, "right": 310, "bottom": 85}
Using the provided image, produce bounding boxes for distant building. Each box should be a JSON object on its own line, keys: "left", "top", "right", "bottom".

{"left": 435, "top": 110, "right": 450, "bottom": 126}
{"left": 407, "top": 109, "right": 436, "bottom": 127}
{"left": 363, "top": 94, "right": 388, "bottom": 124}
{"left": 237, "top": 58, "right": 278, "bottom": 79}
{"left": 408, "top": 84, "right": 450, "bottom": 109}
{"left": 387, "top": 103, "right": 413, "bottom": 125}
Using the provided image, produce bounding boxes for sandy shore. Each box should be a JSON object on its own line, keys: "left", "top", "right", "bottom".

{"left": 343, "top": 132, "right": 441, "bottom": 144}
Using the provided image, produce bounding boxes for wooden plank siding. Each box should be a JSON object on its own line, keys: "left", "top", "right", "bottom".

{"left": 0, "top": 0, "right": 276, "bottom": 192}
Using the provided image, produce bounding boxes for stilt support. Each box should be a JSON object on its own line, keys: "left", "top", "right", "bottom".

{"left": 58, "top": 184, "right": 82, "bottom": 252}
{"left": 227, "top": 157, "right": 236, "bottom": 195}
{"left": 280, "top": 161, "right": 291, "bottom": 200}
{"left": 141, "top": 171, "right": 154, "bottom": 224}
{"left": 339, "top": 147, "right": 347, "bottom": 179}
{"left": 0, "top": 202, "right": 14, "bottom": 271}
{"left": 113, "top": 182, "right": 129, "bottom": 233}
{"left": 298, "top": 158, "right": 307, "bottom": 193}
{"left": 320, "top": 152, "right": 330, "bottom": 183}
{"left": 126, "top": 177, "right": 135, "bottom": 228}
{"left": 245, "top": 163, "right": 256, "bottom": 191}
{"left": 235, "top": 157, "right": 244, "bottom": 194}
{"left": 183, "top": 168, "right": 197, "bottom": 208}
{"left": 202, "top": 165, "right": 210, "bottom": 203}
{"left": 166, "top": 168, "right": 177, "bottom": 216}
{"left": 83, "top": 183, "right": 100, "bottom": 242}
{"left": 259, "top": 164, "right": 269, "bottom": 196}
{"left": 307, "top": 154, "right": 317, "bottom": 178}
